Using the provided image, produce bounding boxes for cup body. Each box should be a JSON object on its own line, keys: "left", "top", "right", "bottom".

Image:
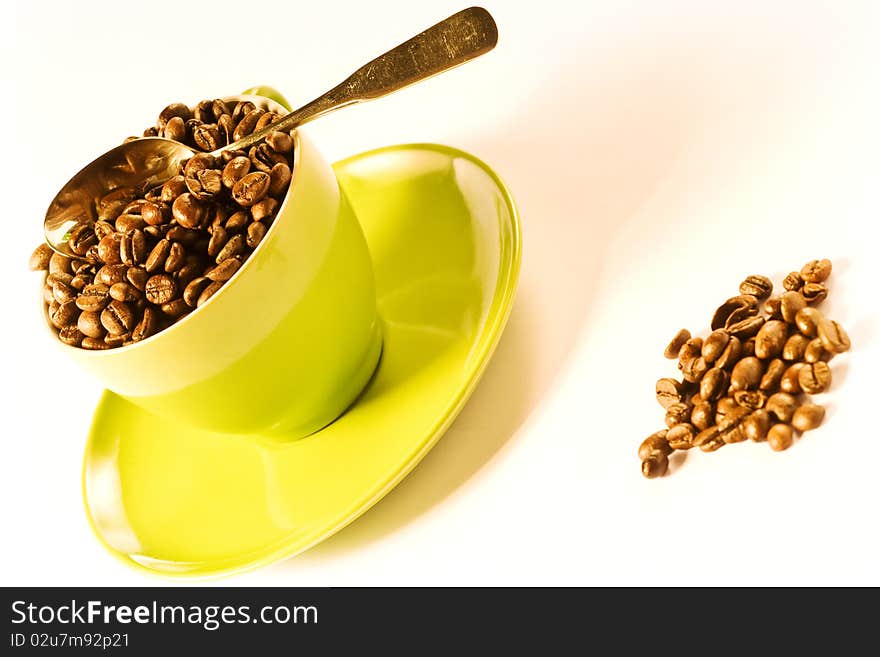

{"left": 61, "top": 106, "right": 382, "bottom": 437}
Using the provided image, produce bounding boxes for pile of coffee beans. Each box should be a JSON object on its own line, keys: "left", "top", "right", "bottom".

{"left": 640, "top": 259, "right": 851, "bottom": 478}
{"left": 29, "top": 98, "right": 294, "bottom": 349}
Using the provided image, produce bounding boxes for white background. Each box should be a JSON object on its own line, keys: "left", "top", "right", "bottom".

{"left": 2, "top": 0, "right": 879, "bottom": 585}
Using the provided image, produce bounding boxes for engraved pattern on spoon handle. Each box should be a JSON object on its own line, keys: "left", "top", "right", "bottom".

{"left": 219, "top": 7, "right": 498, "bottom": 155}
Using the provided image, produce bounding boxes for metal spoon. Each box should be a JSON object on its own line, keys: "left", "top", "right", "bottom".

{"left": 44, "top": 6, "right": 497, "bottom": 255}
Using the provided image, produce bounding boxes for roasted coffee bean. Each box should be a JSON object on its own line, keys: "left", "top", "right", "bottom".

{"left": 714, "top": 335, "right": 742, "bottom": 370}
{"left": 109, "top": 282, "right": 139, "bottom": 303}
{"left": 700, "top": 367, "right": 729, "bottom": 402}
{"left": 251, "top": 197, "right": 278, "bottom": 221}
{"left": 77, "top": 311, "right": 105, "bottom": 339}
{"left": 715, "top": 397, "right": 739, "bottom": 423}
{"left": 104, "top": 332, "right": 130, "bottom": 348}
{"left": 96, "top": 233, "right": 123, "bottom": 265}
{"left": 29, "top": 243, "right": 53, "bottom": 271}
{"left": 739, "top": 274, "right": 772, "bottom": 299}
{"left": 656, "top": 378, "right": 684, "bottom": 409}
{"left": 172, "top": 193, "right": 207, "bottom": 228}
{"left": 115, "top": 213, "right": 147, "bottom": 234}
{"left": 164, "top": 115, "right": 186, "bottom": 141}
{"left": 804, "top": 338, "right": 831, "bottom": 363}
{"left": 817, "top": 318, "right": 851, "bottom": 354}
{"left": 161, "top": 298, "right": 189, "bottom": 318}
{"left": 176, "top": 256, "right": 201, "bottom": 288}
{"left": 225, "top": 210, "right": 250, "bottom": 232}
{"left": 782, "top": 333, "right": 810, "bottom": 361}
{"left": 119, "top": 229, "right": 147, "bottom": 266}
{"left": 701, "top": 330, "right": 730, "bottom": 364}
{"left": 691, "top": 401, "right": 714, "bottom": 431}
{"left": 127, "top": 267, "right": 148, "bottom": 291}
{"left": 194, "top": 99, "right": 215, "bottom": 123}
{"left": 212, "top": 98, "right": 231, "bottom": 119}
{"left": 763, "top": 296, "right": 782, "bottom": 319}
{"left": 779, "top": 363, "right": 804, "bottom": 394}
{"left": 145, "top": 239, "right": 172, "bottom": 273}
{"left": 727, "top": 315, "right": 765, "bottom": 339}
{"left": 269, "top": 162, "right": 293, "bottom": 199}
{"left": 766, "top": 392, "right": 798, "bottom": 423}
{"left": 101, "top": 300, "right": 135, "bottom": 335}
{"left": 197, "top": 280, "right": 223, "bottom": 306}
{"left": 70, "top": 274, "right": 90, "bottom": 291}
{"left": 759, "top": 358, "right": 786, "bottom": 392}
{"left": 246, "top": 220, "right": 267, "bottom": 248}
{"left": 186, "top": 168, "right": 223, "bottom": 201}
{"left": 52, "top": 279, "right": 75, "bottom": 304}
{"left": 780, "top": 290, "right": 807, "bottom": 323}
{"left": 207, "top": 225, "right": 228, "bottom": 257}
{"left": 754, "top": 320, "right": 787, "bottom": 359}
{"left": 57, "top": 325, "right": 84, "bottom": 347}
{"left": 232, "top": 100, "right": 256, "bottom": 121}
{"left": 157, "top": 103, "right": 192, "bottom": 130}
{"left": 141, "top": 201, "right": 166, "bottom": 226}
{"left": 733, "top": 389, "right": 767, "bottom": 410}
{"left": 164, "top": 242, "right": 186, "bottom": 273}
{"left": 639, "top": 430, "right": 671, "bottom": 460}
{"left": 711, "top": 295, "right": 757, "bottom": 331}
{"left": 47, "top": 272, "right": 74, "bottom": 287}
{"left": 249, "top": 143, "right": 286, "bottom": 173}
{"left": 193, "top": 123, "right": 222, "bottom": 151}
{"left": 641, "top": 450, "right": 669, "bottom": 478}
{"left": 695, "top": 427, "right": 724, "bottom": 452}
{"left": 678, "top": 337, "right": 703, "bottom": 364}
{"left": 730, "top": 357, "right": 763, "bottom": 391}
{"left": 767, "top": 424, "right": 794, "bottom": 451}
{"left": 50, "top": 299, "right": 79, "bottom": 329}
{"left": 68, "top": 223, "right": 97, "bottom": 256}
{"left": 207, "top": 256, "right": 241, "bottom": 282}
{"left": 232, "top": 172, "right": 271, "bottom": 206}
{"left": 97, "top": 187, "right": 136, "bottom": 222}
{"left": 801, "top": 283, "right": 828, "bottom": 305}
{"left": 81, "top": 336, "right": 111, "bottom": 350}
{"left": 93, "top": 220, "right": 115, "bottom": 240}
{"left": 131, "top": 306, "right": 158, "bottom": 342}
{"left": 800, "top": 258, "right": 832, "bottom": 283}
{"left": 783, "top": 271, "right": 803, "bottom": 291}
{"left": 255, "top": 111, "right": 278, "bottom": 131}
{"left": 718, "top": 406, "right": 750, "bottom": 443}
{"left": 794, "top": 307, "right": 823, "bottom": 337}
{"left": 681, "top": 356, "right": 709, "bottom": 383}
{"left": 266, "top": 130, "right": 293, "bottom": 154}
{"left": 166, "top": 225, "right": 201, "bottom": 245}
{"left": 799, "top": 361, "right": 832, "bottom": 394}
{"left": 792, "top": 403, "right": 825, "bottom": 432}
{"left": 232, "top": 108, "right": 265, "bottom": 141}
{"left": 76, "top": 283, "right": 111, "bottom": 312}
{"left": 664, "top": 328, "right": 692, "bottom": 360}
{"left": 664, "top": 402, "right": 691, "bottom": 428}
{"left": 221, "top": 156, "right": 251, "bottom": 189}
{"left": 667, "top": 423, "right": 697, "bottom": 450}
{"left": 743, "top": 410, "right": 771, "bottom": 442}
{"left": 215, "top": 234, "right": 245, "bottom": 263}
{"left": 145, "top": 274, "right": 177, "bottom": 305}
{"left": 183, "top": 276, "right": 211, "bottom": 307}
{"left": 160, "top": 175, "right": 187, "bottom": 203}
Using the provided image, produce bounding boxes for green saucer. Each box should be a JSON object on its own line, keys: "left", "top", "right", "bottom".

{"left": 83, "top": 143, "right": 521, "bottom": 577}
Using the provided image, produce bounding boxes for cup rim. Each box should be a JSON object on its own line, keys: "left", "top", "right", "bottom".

{"left": 47, "top": 94, "right": 300, "bottom": 357}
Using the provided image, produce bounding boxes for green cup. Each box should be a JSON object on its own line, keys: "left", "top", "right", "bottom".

{"left": 60, "top": 94, "right": 383, "bottom": 437}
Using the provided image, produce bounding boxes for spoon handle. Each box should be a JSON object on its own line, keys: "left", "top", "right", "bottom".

{"left": 219, "top": 6, "right": 497, "bottom": 155}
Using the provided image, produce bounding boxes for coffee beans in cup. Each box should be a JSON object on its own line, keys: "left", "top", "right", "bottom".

{"left": 30, "top": 97, "right": 295, "bottom": 349}
{"left": 640, "top": 259, "right": 850, "bottom": 478}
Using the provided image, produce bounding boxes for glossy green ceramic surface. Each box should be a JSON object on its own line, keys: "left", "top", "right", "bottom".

{"left": 83, "top": 142, "right": 521, "bottom": 577}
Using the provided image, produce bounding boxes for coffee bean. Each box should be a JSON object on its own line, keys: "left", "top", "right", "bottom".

{"left": 29, "top": 243, "right": 53, "bottom": 271}
{"left": 664, "top": 402, "right": 691, "bottom": 428}
{"left": 77, "top": 311, "right": 104, "bottom": 339}
{"left": 695, "top": 427, "right": 724, "bottom": 452}
{"left": 97, "top": 187, "right": 136, "bottom": 222}
{"left": 183, "top": 276, "right": 211, "bottom": 307}
{"left": 766, "top": 393, "right": 798, "bottom": 423}
{"left": 754, "top": 320, "right": 787, "bottom": 359}
{"left": 767, "top": 424, "right": 794, "bottom": 451}
{"left": 163, "top": 115, "right": 186, "bottom": 141}
{"left": 109, "top": 282, "right": 139, "bottom": 303}
{"left": 104, "top": 332, "right": 130, "bottom": 348}
{"left": 101, "top": 300, "right": 135, "bottom": 335}
{"left": 266, "top": 130, "right": 293, "bottom": 154}
{"left": 208, "top": 225, "right": 229, "bottom": 257}
{"left": 656, "top": 378, "right": 684, "bottom": 409}
{"left": 141, "top": 201, "right": 166, "bottom": 226}
{"left": 799, "top": 361, "right": 831, "bottom": 394}
{"left": 759, "top": 358, "right": 786, "bottom": 392}
{"left": 132, "top": 306, "right": 159, "bottom": 342}
{"left": 714, "top": 335, "right": 742, "bottom": 370}
{"left": 794, "top": 307, "right": 823, "bottom": 337}
{"left": 127, "top": 267, "right": 148, "bottom": 291}
{"left": 739, "top": 274, "right": 772, "bottom": 299}
{"left": 268, "top": 162, "right": 292, "bottom": 197}
{"left": 678, "top": 337, "right": 703, "bottom": 365}
{"left": 718, "top": 406, "right": 750, "bottom": 443}
{"left": 52, "top": 280, "right": 75, "bottom": 304}
{"left": 212, "top": 98, "right": 232, "bottom": 119}
{"left": 780, "top": 290, "right": 807, "bottom": 323}
{"left": 801, "top": 283, "right": 827, "bottom": 305}
{"left": 641, "top": 450, "right": 669, "bottom": 478}
{"left": 817, "top": 318, "right": 850, "bottom": 354}
{"left": 712, "top": 295, "right": 757, "bottom": 331}
{"left": 681, "top": 356, "right": 708, "bottom": 384}
{"left": 145, "top": 274, "right": 177, "bottom": 305}
{"left": 232, "top": 172, "right": 270, "bottom": 207}
{"left": 207, "top": 257, "right": 241, "bottom": 282}
{"left": 763, "top": 296, "right": 782, "bottom": 319}
{"left": 743, "top": 410, "right": 771, "bottom": 442}
{"left": 782, "top": 272, "right": 803, "bottom": 291}
{"left": 161, "top": 298, "right": 189, "bottom": 318}
{"left": 791, "top": 404, "right": 825, "bottom": 432}
{"left": 667, "top": 423, "right": 697, "bottom": 450}
{"left": 730, "top": 356, "right": 763, "bottom": 392}
{"left": 115, "top": 213, "right": 146, "bottom": 233}
{"left": 779, "top": 363, "right": 804, "bottom": 394}
{"left": 733, "top": 389, "right": 766, "bottom": 410}
{"left": 691, "top": 401, "right": 715, "bottom": 431}
{"left": 145, "top": 239, "right": 172, "bottom": 273}
{"left": 160, "top": 175, "right": 187, "bottom": 203}
{"left": 70, "top": 274, "right": 89, "bottom": 290}
{"left": 700, "top": 367, "right": 729, "bottom": 402}
{"left": 251, "top": 197, "right": 278, "bottom": 221}
{"left": 97, "top": 233, "right": 123, "bottom": 265}
{"left": 742, "top": 338, "right": 756, "bottom": 357}
{"left": 68, "top": 223, "right": 98, "bottom": 256}
{"left": 215, "top": 234, "right": 245, "bottom": 263}
{"left": 76, "top": 283, "right": 111, "bottom": 312}
{"left": 119, "top": 229, "right": 147, "bottom": 266}
{"left": 232, "top": 101, "right": 255, "bottom": 121}
{"left": 193, "top": 123, "right": 222, "bottom": 151}
{"left": 249, "top": 143, "right": 286, "bottom": 173}
{"left": 715, "top": 397, "right": 739, "bottom": 424}
{"left": 804, "top": 338, "right": 831, "bottom": 364}
{"left": 727, "top": 315, "right": 765, "bottom": 339}
{"left": 157, "top": 103, "right": 192, "bottom": 130}
{"left": 800, "top": 259, "right": 832, "bottom": 284}
{"left": 255, "top": 111, "right": 279, "bottom": 132}
{"left": 50, "top": 299, "right": 79, "bottom": 329}
{"left": 782, "top": 333, "right": 810, "bottom": 361}
{"left": 176, "top": 257, "right": 202, "bottom": 288}
{"left": 226, "top": 210, "right": 250, "bottom": 233}
{"left": 701, "top": 330, "right": 729, "bottom": 363}
{"left": 638, "top": 430, "right": 671, "bottom": 460}
{"left": 166, "top": 226, "right": 201, "bottom": 245}
{"left": 244, "top": 220, "right": 266, "bottom": 248}
{"left": 197, "top": 280, "right": 223, "bottom": 306}
{"left": 232, "top": 108, "right": 265, "bottom": 141}
{"left": 185, "top": 168, "right": 223, "bottom": 201}
{"left": 57, "top": 325, "right": 84, "bottom": 347}
{"left": 48, "top": 253, "right": 71, "bottom": 277}
{"left": 164, "top": 242, "right": 186, "bottom": 273}
{"left": 81, "top": 336, "right": 111, "bottom": 350}
{"left": 221, "top": 156, "right": 251, "bottom": 189}
{"left": 172, "top": 193, "right": 207, "bottom": 229}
